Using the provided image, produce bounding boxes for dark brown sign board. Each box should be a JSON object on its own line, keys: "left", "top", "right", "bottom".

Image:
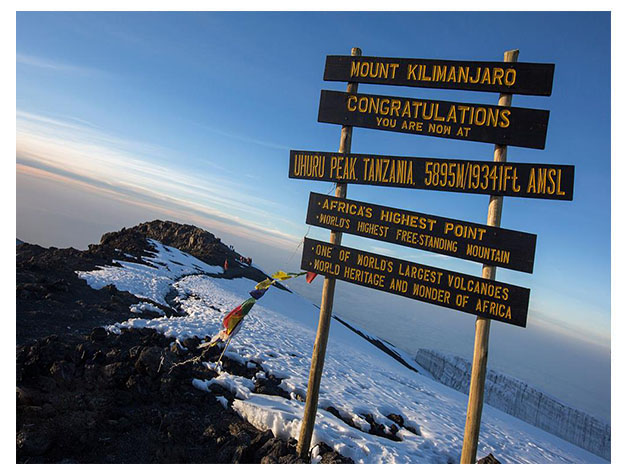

{"left": 318, "top": 90, "right": 550, "bottom": 149}
{"left": 306, "top": 192, "right": 537, "bottom": 273}
{"left": 324, "top": 55, "right": 555, "bottom": 96}
{"left": 289, "top": 150, "right": 574, "bottom": 200}
{"left": 301, "top": 237, "right": 529, "bottom": 327}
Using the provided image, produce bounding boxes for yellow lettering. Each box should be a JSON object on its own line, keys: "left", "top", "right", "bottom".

{"left": 407, "top": 64, "right": 418, "bottom": 80}
{"left": 347, "top": 95, "right": 357, "bottom": 112}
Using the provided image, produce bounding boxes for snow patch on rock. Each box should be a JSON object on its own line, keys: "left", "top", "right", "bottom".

{"left": 87, "top": 239, "right": 607, "bottom": 464}
{"left": 77, "top": 239, "right": 222, "bottom": 306}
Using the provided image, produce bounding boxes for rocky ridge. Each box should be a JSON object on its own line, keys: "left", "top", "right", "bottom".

{"left": 16, "top": 220, "right": 351, "bottom": 463}
{"left": 17, "top": 326, "right": 352, "bottom": 463}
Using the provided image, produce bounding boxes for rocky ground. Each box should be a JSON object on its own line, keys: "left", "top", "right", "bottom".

{"left": 16, "top": 220, "right": 352, "bottom": 464}
{"left": 17, "top": 220, "right": 279, "bottom": 346}
{"left": 16, "top": 327, "right": 352, "bottom": 463}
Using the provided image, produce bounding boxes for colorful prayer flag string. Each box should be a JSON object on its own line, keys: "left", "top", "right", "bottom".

{"left": 200, "top": 270, "right": 317, "bottom": 362}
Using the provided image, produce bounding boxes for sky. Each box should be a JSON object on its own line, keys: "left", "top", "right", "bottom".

{"left": 15, "top": 11, "right": 611, "bottom": 420}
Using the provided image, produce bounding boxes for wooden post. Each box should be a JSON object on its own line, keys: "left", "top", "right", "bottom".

{"left": 460, "top": 49, "right": 519, "bottom": 464}
{"left": 297, "top": 46, "right": 361, "bottom": 459}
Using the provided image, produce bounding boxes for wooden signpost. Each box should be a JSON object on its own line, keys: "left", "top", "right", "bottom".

{"left": 296, "top": 47, "right": 361, "bottom": 459}
{"left": 291, "top": 47, "right": 571, "bottom": 463}
{"left": 301, "top": 237, "right": 530, "bottom": 326}
{"left": 324, "top": 55, "right": 555, "bottom": 95}
{"left": 318, "top": 90, "right": 550, "bottom": 149}
{"left": 306, "top": 192, "right": 537, "bottom": 273}
{"left": 290, "top": 150, "right": 574, "bottom": 200}
{"left": 460, "top": 49, "right": 517, "bottom": 464}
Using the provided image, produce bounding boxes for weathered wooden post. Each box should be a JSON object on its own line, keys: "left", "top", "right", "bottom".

{"left": 290, "top": 47, "right": 562, "bottom": 464}
{"left": 460, "top": 48, "right": 519, "bottom": 464}
{"left": 296, "top": 46, "right": 361, "bottom": 459}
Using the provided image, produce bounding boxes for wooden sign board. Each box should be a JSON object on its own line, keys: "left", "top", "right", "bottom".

{"left": 301, "top": 238, "right": 530, "bottom": 327}
{"left": 289, "top": 150, "right": 574, "bottom": 200}
{"left": 306, "top": 192, "right": 537, "bottom": 273}
{"left": 324, "top": 55, "right": 555, "bottom": 96}
{"left": 318, "top": 90, "right": 550, "bottom": 149}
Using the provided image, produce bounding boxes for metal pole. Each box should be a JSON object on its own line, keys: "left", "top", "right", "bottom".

{"left": 297, "top": 46, "right": 361, "bottom": 459}
{"left": 460, "top": 49, "right": 519, "bottom": 464}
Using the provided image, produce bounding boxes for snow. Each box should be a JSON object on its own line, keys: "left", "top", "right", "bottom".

{"left": 208, "top": 372, "right": 255, "bottom": 400}
{"left": 77, "top": 238, "right": 223, "bottom": 306}
{"left": 311, "top": 444, "right": 321, "bottom": 464}
{"left": 80, "top": 239, "right": 607, "bottom": 464}
{"left": 130, "top": 302, "right": 165, "bottom": 315}
{"left": 414, "top": 349, "right": 611, "bottom": 460}
{"left": 216, "top": 396, "right": 229, "bottom": 410}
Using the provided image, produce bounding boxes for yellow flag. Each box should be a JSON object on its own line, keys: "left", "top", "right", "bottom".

{"left": 255, "top": 278, "right": 274, "bottom": 290}
{"left": 271, "top": 270, "right": 291, "bottom": 281}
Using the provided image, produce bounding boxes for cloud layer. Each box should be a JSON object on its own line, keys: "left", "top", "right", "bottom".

{"left": 16, "top": 110, "right": 302, "bottom": 250}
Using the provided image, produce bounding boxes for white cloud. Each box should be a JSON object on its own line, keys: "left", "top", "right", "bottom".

{"left": 17, "top": 53, "right": 108, "bottom": 76}
{"left": 194, "top": 121, "right": 290, "bottom": 152}
{"left": 16, "top": 109, "right": 303, "bottom": 250}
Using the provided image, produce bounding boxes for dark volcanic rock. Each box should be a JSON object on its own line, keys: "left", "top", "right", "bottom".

{"left": 17, "top": 427, "right": 52, "bottom": 456}
{"left": 16, "top": 327, "right": 352, "bottom": 464}
{"left": 16, "top": 220, "right": 288, "bottom": 345}
{"left": 135, "top": 346, "right": 165, "bottom": 377}
{"left": 387, "top": 413, "right": 404, "bottom": 426}
{"left": 477, "top": 453, "right": 501, "bottom": 464}
{"left": 362, "top": 413, "right": 402, "bottom": 442}
{"left": 101, "top": 221, "right": 226, "bottom": 267}
{"left": 16, "top": 220, "right": 352, "bottom": 463}
{"left": 387, "top": 413, "right": 419, "bottom": 435}
{"left": 99, "top": 220, "right": 278, "bottom": 286}
{"left": 90, "top": 327, "right": 108, "bottom": 342}
{"left": 16, "top": 243, "right": 141, "bottom": 345}
{"left": 315, "top": 442, "right": 355, "bottom": 464}
{"left": 254, "top": 374, "right": 291, "bottom": 399}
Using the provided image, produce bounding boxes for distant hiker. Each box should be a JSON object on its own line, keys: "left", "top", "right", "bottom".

{"left": 224, "top": 259, "right": 228, "bottom": 271}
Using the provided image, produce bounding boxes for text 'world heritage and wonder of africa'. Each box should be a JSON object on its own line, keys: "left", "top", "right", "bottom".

{"left": 301, "top": 238, "right": 530, "bottom": 326}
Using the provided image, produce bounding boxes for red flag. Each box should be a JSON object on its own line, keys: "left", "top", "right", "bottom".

{"left": 306, "top": 272, "right": 317, "bottom": 283}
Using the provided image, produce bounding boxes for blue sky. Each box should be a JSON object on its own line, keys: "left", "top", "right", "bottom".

{"left": 16, "top": 11, "right": 611, "bottom": 417}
